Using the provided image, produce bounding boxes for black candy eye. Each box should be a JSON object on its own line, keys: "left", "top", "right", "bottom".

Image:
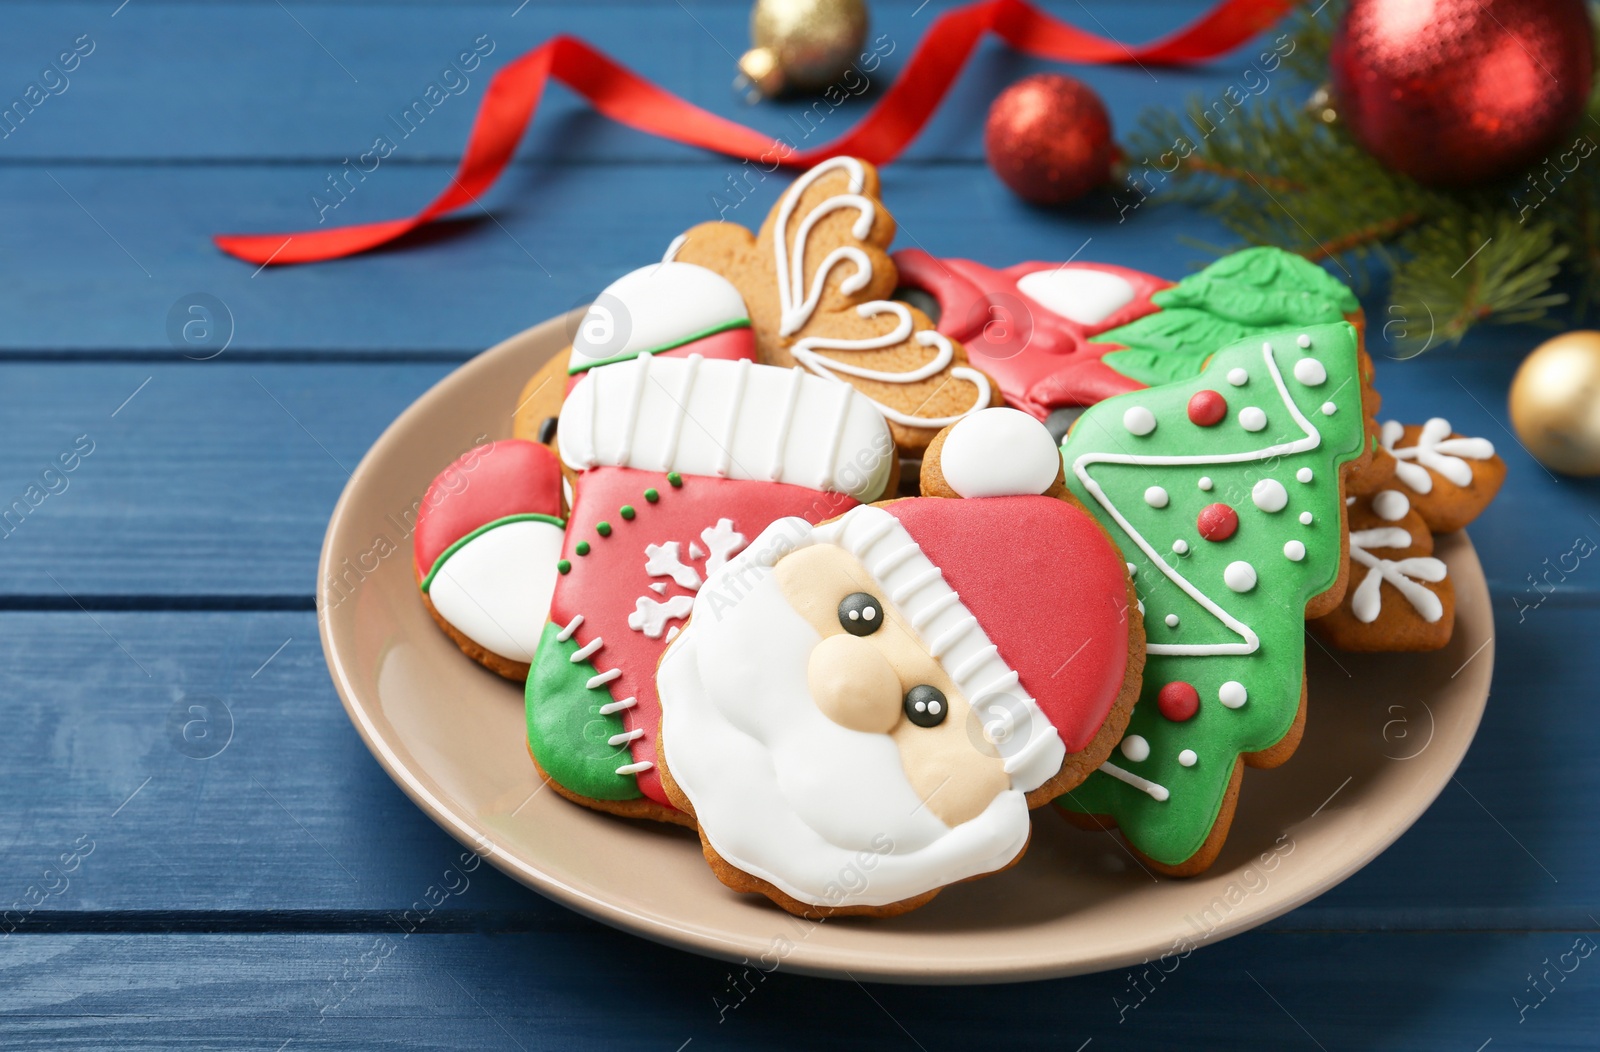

{"left": 904, "top": 685, "right": 948, "bottom": 728}
{"left": 837, "top": 592, "right": 882, "bottom": 636}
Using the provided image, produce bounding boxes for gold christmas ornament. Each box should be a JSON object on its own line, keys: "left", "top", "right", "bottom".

{"left": 736, "top": 0, "right": 869, "bottom": 99}
{"left": 1509, "top": 331, "right": 1600, "bottom": 476}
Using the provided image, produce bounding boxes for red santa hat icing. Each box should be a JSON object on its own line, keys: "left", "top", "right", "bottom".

{"left": 566, "top": 239, "right": 754, "bottom": 382}
{"left": 807, "top": 408, "right": 1130, "bottom": 789}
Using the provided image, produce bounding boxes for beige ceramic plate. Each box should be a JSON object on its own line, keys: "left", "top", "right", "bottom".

{"left": 319, "top": 312, "right": 1493, "bottom": 984}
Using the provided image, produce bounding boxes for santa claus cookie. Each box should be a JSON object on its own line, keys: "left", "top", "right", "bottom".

{"left": 655, "top": 408, "right": 1144, "bottom": 916}
{"left": 1055, "top": 322, "right": 1370, "bottom": 876}
{"left": 1354, "top": 418, "right": 1505, "bottom": 533}
{"left": 1312, "top": 489, "right": 1454, "bottom": 651}
{"left": 525, "top": 348, "right": 897, "bottom": 825}
{"left": 672, "top": 156, "right": 999, "bottom": 453}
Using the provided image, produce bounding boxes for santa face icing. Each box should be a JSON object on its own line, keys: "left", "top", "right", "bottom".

{"left": 659, "top": 492, "right": 1133, "bottom": 910}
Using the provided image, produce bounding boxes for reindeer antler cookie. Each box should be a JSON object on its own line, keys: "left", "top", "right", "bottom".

{"left": 675, "top": 157, "right": 998, "bottom": 451}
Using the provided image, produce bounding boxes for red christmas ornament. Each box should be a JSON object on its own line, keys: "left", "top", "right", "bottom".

{"left": 1157, "top": 681, "right": 1200, "bottom": 722}
{"left": 1197, "top": 503, "right": 1238, "bottom": 541}
{"left": 1330, "top": 0, "right": 1594, "bottom": 186}
{"left": 1187, "top": 389, "right": 1227, "bottom": 426}
{"left": 984, "top": 73, "right": 1113, "bottom": 205}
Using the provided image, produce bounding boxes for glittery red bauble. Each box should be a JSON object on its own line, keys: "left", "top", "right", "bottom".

{"left": 1197, "top": 503, "right": 1239, "bottom": 542}
{"left": 1330, "top": 0, "right": 1594, "bottom": 186}
{"left": 984, "top": 73, "right": 1113, "bottom": 205}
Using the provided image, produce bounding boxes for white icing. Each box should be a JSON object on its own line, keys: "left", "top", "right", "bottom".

{"left": 427, "top": 518, "right": 565, "bottom": 664}
{"left": 1293, "top": 358, "right": 1327, "bottom": 386}
{"left": 1300, "top": 511, "right": 1314, "bottom": 525}
{"left": 1127, "top": 562, "right": 1138, "bottom": 576}
{"left": 560, "top": 354, "right": 893, "bottom": 500}
{"left": 1239, "top": 407, "right": 1267, "bottom": 432}
{"left": 700, "top": 518, "right": 747, "bottom": 574}
{"left": 1098, "top": 761, "right": 1169, "bottom": 801}
{"left": 1165, "top": 614, "right": 1180, "bottom": 628}
{"left": 1145, "top": 486, "right": 1170, "bottom": 508}
{"left": 1252, "top": 478, "right": 1288, "bottom": 513}
{"left": 1348, "top": 529, "right": 1447, "bottom": 624}
{"left": 568, "top": 260, "right": 750, "bottom": 373}
{"left": 1120, "top": 734, "right": 1151, "bottom": 762}
{"left": 772, "top": 157, "right": 991, "bottom": 428}
{"left": 687, "top": 541, "right": 706, "bottom": 560}
{"left": 1371, "top": 489, "right": 1410, "bottom": 521}
{"left": 939, "top": 408, "right": 1061, "bottom": 498}
{"left": 1381, "top": 417, "right": 1494, "bottom": 494}
{"left": 644, "top": 541, "right": 702, "bottom": 590}
{"left": 1284, "top": 540, "right": 1306, "bottom": 562}
{"left": 1296, "top": 467, "right": 1313, "bottom": 483}
{"left": 1123, "top": 406, "right": 1157, "bottom": 436}
{"left": 1172, "top": 539, "right": 1189, "bottom": 555}
{"left": 1072, "top": 340, "right": 1333, "bottom": 656}
{"left": 1227, "top": 368, "right": 1248, "bottom": 386}
{"left": 1015, "top": 268, "right": 1136, "bottom": 325}
{"left": 1223, "top": 561, "right": 1257, "bottom": 592}
{"left": 1198, "top": 476, "right": 1213, "bottom": 490}
{"left": 1178, "top": 749, "right": 1198, "bottom": 767}
{"left": 1321, "top": 402, "right": 1337, "bottom": 415}
{"left": 1218, "top": 681, "right": 1247, "bottom": 708}
{"left": 627, "top": 594, "right": 695, "bottom": 638}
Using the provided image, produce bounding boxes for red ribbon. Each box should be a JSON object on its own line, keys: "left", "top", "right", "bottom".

{"left": 216, "top": 0, "right": 1291, "bottom": 265}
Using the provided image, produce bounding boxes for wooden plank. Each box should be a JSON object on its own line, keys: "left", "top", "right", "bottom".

{"left": 0, "top": 609, "right": 1592, "bottom": 924}
{"left": 1, "top": 931, "right": 1596, "bottom": 1049}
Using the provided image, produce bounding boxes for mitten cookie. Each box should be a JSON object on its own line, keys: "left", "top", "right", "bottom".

{"left": 526, "top": 351, "right": 896, "bottom": 825}
{"left": 413, "top": 439, "right": 568, "bottom": 679}
{"left": 1311, "top": 489, "right": 1454, "bottom": 651}
{"left": 1055, "top": 322, "right": 1370, "bottom": 876}
{"left": 1360, "top": 418, "right": 1505, "bottom": 532}
{"left": 674, "top": 156, "right": 998, "bottom": 452}
{"left": 656, "top": 408, "right": 1144, "bottom": 917}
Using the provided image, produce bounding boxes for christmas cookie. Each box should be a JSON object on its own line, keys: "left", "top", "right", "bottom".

{"left": 1311, "top": 489, "right": 1454, "bottom": 651}
{"left": 526, "top": 351, "right": 897, "bottom": 825}
{"left": 673, "top": 156, "right": 999, "bottom": 452}
{"left": 656, "top": 408, "right": 1143, "bottom": 916}
{"left": 1055, "top": 322, "right": 1370, "bottom": 875}
{"left": 1359, "top": 418, "right": 1505, "bottom": 533}
{"left": 413, "top": 439, "right": 568, "bottom": 679}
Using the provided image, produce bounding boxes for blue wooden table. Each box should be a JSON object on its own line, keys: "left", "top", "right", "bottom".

{"left": 3, "top": 1, "right": 1598, "bottom": 1047}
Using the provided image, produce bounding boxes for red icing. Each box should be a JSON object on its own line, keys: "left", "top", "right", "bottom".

{"left": 1197, "top": 503, "right": 1239, "bottom": 542}
{"left": 413, "top": 439, "right": 563, "bottom": 579}
{"left": 563, "top": 326, "right": 755, "bottom": 395}
{"left": 1156, "top": 681, "right": 1200, "bottom": 722}
{"left": 550, "top": 467, "right": 856, "bottom": 807}
{"left": 1187, "top": 389, "right": 1226, "bottom": 426}
{"left": 885, "top": 495, "right": 1130, "bottom": 754}
{"left": 892, "top": 249, "right": 1168, "bottom": 418}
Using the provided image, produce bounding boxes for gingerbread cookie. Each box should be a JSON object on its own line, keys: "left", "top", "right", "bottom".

{"left": 673, "top": 157, "right": 999, "bottom": 452}
{"left": 656, "top": 408, "right": 1143, "bottom": 916}
{"left": 1312, "top": 489, "right": 1454, "bottom": 651}
{"left": 525, "top": 349, "right": 897, "bottom": 825}
{"left": 1362, "top": 418, "right": 1505, "bottom": 532}
{"left": 1055, "top": 322, "right": 1370, "bottom": 875}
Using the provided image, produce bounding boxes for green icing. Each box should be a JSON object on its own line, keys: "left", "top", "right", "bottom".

{"left": 525, "top": 621, "right": 640, "bottom": 801}
{"left": 1057, "top": 322, "right": 1367, "bottom": 866}
{"left": 1096, "top": 247, "right": 1360, "bottom": 387}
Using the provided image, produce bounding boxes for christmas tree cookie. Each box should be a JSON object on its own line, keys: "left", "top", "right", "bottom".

{"left": 1056, "top": 321, "right": 1369, "bottom": 874}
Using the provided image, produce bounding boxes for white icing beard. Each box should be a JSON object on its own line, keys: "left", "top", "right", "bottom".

{"left": 657, "top": 543, "right": 1031, "bottom": 910}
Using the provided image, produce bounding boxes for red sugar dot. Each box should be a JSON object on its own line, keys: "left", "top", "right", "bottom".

{"left": 1187, "top": 390, "right": 1227, "bottom": 426}
{"left": 1157, "top": 681, "right": 1200, "bottom": 722}
{"left": 1197, "top": 503, "right": 1239, "bottom": 541}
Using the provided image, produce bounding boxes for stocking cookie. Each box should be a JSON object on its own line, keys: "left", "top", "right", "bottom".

{"left": 656, "top": 408, "right": 1144, "bottom": 916}
{"left": 1055, "top": 322, "right": 1370, "bottom": 875}
{"left": 414, "top": 439, "right": 568, "bottom": 679}
{"left": 525, "top": 351, "right": 896, "bottom": 825}
{"left": 1362, "top": 418, "right": 1505, "bottom": 532}
{"left": 1311, "top": 489, "right": 1454, "bottom": 651}
{"left": 674, "top": 156, "right": 998, "bottom": 452}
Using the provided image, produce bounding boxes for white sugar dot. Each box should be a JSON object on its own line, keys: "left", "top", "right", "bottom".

{"left": 1218, "top": 681, "right": 1248, "bottom": 708}
{"left": 928, "top": 700, "right": 942, "bottom": 715}
{"left": 1239, "top": 407, "right": 1267, "bottom": 432}
{"left": 1172, "top": 539, "right": 1189, "bottom": 555}
{"left": 1284, "top": 540, "right": 1306, "bottom": 561}
{"left": 1252, "top": 478, "right": 1288, "bottom": 513}
{"left": 1294, "top": 357, "right": 1327, "bottom": 386}
{"left": 848, "top": 610, "right": 860, "bottom": 620}
{"left": 1321, "top": 401, "right": 1337, "bottom": 416}
{"left": 1224, "top": 560, "right": 1257, "bottom": 592}
{"left": 1121, "top": 734, "right": 1151, "bottom": 762}
{"left": 1296, "top": 467, "right": 1313, "bottom": 484}
{"left": 1178, "top": 749, "right": 1198, "bottom": 767}
{"left": 1145, "top": 485, "right": 1170, "bottom": 508}
{"left": 1227, "top": 368, "right": 1249, "bottom": 387}
{"left": 1127, "top": 562, "right": 1137, "bottom": 576}
{"left": 1372, "top": 489, "right": 1410, "bottom": 521}
{"left": 1296, "top": 333, "right": 1312, "bottom": 349}
{"left": 1299, "top": 511, "right": 1314, "bottom": 525}
{"left": 863, "top": 607, "right": 876, "bottom": 620}
{"left": 1198, "top": 476, "right": 1213, "bottom": 491}
{"left": 1123, "top": 406, "right": 1157, "bottom": 436}
{"left": 1346, "top": 495, "right": 1357, "bottom": 506}
{"left": 1165, "top": 614, "right": 1180, "bottom": 628}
